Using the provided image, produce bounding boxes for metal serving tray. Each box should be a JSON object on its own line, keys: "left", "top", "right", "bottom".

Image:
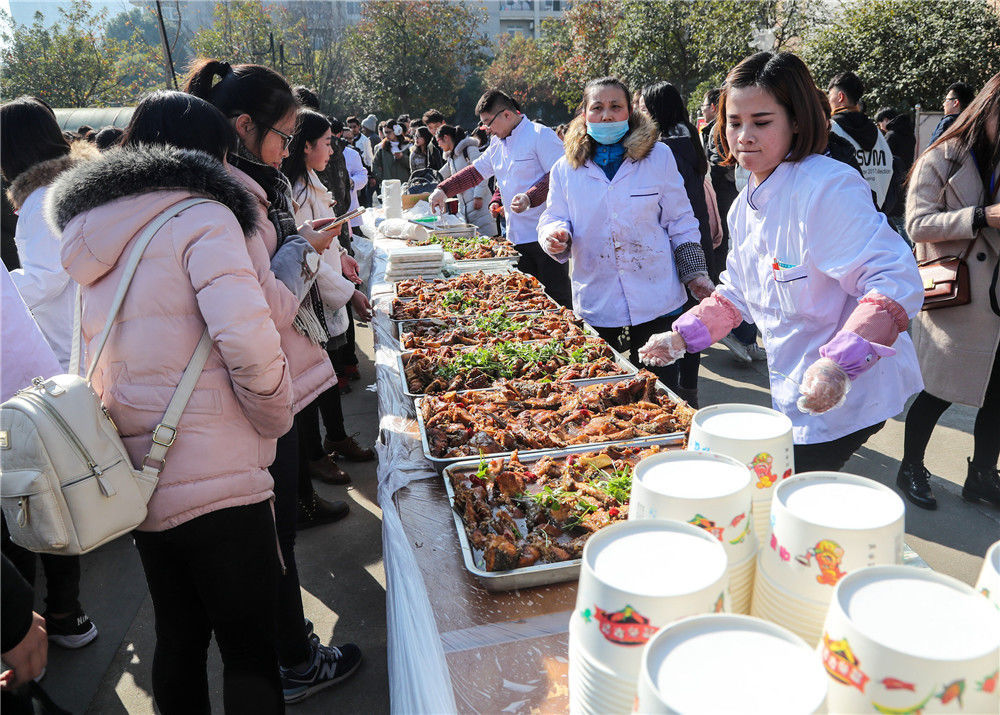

{"left": 396, "top": 342, "right": 639, "bottom": 401}
{"left": 391, "top": 274, "right": 544, "bottom": 301}
{"left": 388, "top": 293, "right": 560, "bottom": 329}
{"left": 414, "top": 374, "right": 688, "bottom": 473}
{"left": 396, "top": 314, "right": 600, "bottom": 352}
{"left": 441, "top": 439, "right": 683, "bottom": 591}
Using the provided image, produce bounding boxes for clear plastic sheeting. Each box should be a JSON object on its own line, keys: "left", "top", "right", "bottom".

{"left": 372, "top": 237, "right": 458, "bottom": 714}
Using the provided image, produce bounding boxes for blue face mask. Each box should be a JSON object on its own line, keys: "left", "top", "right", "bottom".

{"left": 586, "top": 120, "right": 629, "bottom": 145}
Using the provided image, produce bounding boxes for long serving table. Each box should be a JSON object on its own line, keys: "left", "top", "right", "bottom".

{"left": 371, "top": 237, "right": 573, "bottom": 714}
{"left": 367, "top": 234, "right": 931, "bottom": 714}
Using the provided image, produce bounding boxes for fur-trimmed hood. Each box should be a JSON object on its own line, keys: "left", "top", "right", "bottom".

{"left": 46, "top": 143, "right": 257, "bottom": 237}
{"left": 6, "top": 141, "right": 99, "bottom": 210}
{"left": 562, "top": 113, "right": 660, "bottom": 170}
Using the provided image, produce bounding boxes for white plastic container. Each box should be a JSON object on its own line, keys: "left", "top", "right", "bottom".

{"left": 761, "top": 472, "right": 904, "bottom": 603}
{"left": 636, "top": 614, "right": 828, "bottom": 714}
{"left": 572, "top": 520, "right": 729, "bottom": 688}
{"left": 974, "top": 539, "right": 1000, "bottom": 611}
{"left": 822, "top": 565, "right": 1000, "bottom": 714}
{"left": 687, "top": 404, "right": 794, "bottom": 540}
{"left": 381, "top": 179, "right": 403, "bottom": 218}
{"left": 630, "top": 451, "right": 756, "bottom": 564}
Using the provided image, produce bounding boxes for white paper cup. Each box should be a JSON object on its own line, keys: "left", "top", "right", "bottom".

{"left": 728, "top": 546, "right": 758, "bottom": 615}
{"left": 635, "top": 614, "right": 828, "bottom": 714}
{"left": 822, "top": 565, "right": 1000, "bottom": 714}
{"left": 761, "top": 472, "right": 904, "bottom": 604}
{"left": 572, "top": 519, "right": 729, "bottom": 684}
{"left": 630, "top": 451, "right": 756, "bottom": 563}
{"left": 975, "top": 539, "right": 1000, "bottom": 611}
{"left": 751, "top": 562, "right": 828, "bottom": 646}
{"left": 688, "top": 404, "right": 795, "bottom": 529}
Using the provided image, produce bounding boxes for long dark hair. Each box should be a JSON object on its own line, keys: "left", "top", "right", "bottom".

{"left": 184, "top": 59, "right": 298, "bottom": 158}
{"left": 641, "top": 81, "right": 708, "bottom": 177}
{"left": 380, "top": 121, "right": 409, "bottom": 151}
{"left": 0, "top": 96, "right": 71, "bottom": 182}
{"left": 412, "top": 126, "right": 433, "bottom": 155}
{"left": 925, "top": 71, "right": 1000, "bottom": 189}
{"left": 120, "top": 91, "right": 236, "bottom": 161}
{"left": 281, "top": 109, "right": 331, "bottom": 188}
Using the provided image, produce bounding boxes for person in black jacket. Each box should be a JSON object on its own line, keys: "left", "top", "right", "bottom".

{"left": 639, "top": 81, "right": 714, "bottom": 407}
{"left": 876, "top": 107, "right": 917, "bottom": 240}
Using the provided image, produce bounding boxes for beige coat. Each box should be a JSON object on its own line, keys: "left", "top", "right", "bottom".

{"left": 906, "top": 140, "right": 1000, "bottom": 407}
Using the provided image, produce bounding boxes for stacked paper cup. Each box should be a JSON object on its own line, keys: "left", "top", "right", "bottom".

{"left": 752, "top": 472, "right": 905, "bottom": 646}
{"left": 568, "top": 520, "right": 728, "bottom": 715}
{"left": 381, "top": 179, "right": 403, "bottom": 218}
{"left": 630, "top": 451, "right": 757, "bottom": 614}
{"left": 635, "top": 615, "right": 828, "bottom": 714}
{"left": 822, "top": 565, "right": 1000, "bottom": 714}
{"left": 975, "top": 539, "right": 1000, "bottom": 610}
{"left": 687, "top": 404, "right": 795, "bottom": 541}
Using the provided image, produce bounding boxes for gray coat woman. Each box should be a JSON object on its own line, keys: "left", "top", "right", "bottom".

{"left": 896, "top": 72, "right": 1000, "bottom": 511}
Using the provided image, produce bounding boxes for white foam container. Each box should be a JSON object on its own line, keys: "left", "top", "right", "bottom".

{"left": 636, "top": 614, "right": 828, "bottom": 714}
{"left": 822, "top": 565, "right": 1000, "bottom": 714}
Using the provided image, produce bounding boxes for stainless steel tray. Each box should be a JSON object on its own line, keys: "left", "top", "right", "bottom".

{"left": 396, "top": 313, "right": 599, "bottom": 352}
{"left": 391, "top": 275, "right": 544, "bottom": 301}
{"left": 414, "top": 374, "right": 688, "bottom": 473}
{"left": 397, "top": 342, "right": 638, "bottom": 400}
{"left": 442, "top": 440, "right": 683, "bottom": 591}
{"left": 388, "top": 292, "right": 560, "bottom": 328}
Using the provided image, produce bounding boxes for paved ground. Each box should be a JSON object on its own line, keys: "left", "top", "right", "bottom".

{"left": 36, "top": 335, "right": 995, "bottom": 713}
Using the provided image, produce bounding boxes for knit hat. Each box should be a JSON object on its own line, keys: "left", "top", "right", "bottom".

{"left": 361, "top": 114, "right": 377, "bottom": 132}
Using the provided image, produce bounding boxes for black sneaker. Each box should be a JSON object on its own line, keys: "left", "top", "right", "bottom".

{"left": 280, "top": 640, "right": 362, "bottom": 704}
{"left": 44, "top": 609, "right": 98, "bottom": 649}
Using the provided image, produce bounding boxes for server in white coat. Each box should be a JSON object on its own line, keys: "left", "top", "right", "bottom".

{"left": 537, "top": 77, "right": 712, "bottom": 386}
{"left": 640, "top": 52, "right": 924, "bottom": 473}
{"left": 429, "top": 89, "right": 571, "bottom": 307}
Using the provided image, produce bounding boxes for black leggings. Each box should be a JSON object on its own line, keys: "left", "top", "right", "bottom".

{"left": 903, "top": 346, "right": 1000, "bottom": 468}
{"left": 133, "top": 502, "right": 283, "bottom": 715}
{"left": 593, "top": 313, "right": 700, "bottom": 391}
{"left": 1, "top": 517, "right": 81, "bottom": 615}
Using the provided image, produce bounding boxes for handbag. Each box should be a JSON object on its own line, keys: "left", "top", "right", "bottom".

{"left": 917, "top": 237, "right": 976, "bottom": 311}
{"left": 0, "top": 198, "right": 215, "bottom": 554}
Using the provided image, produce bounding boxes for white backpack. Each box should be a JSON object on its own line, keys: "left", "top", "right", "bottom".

{"left": 0, "top": 198, "right": 214, "bottom": 554}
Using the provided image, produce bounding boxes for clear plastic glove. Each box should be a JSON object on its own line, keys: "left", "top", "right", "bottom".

{"left": 796, "top": 357, "right": 851, "bottom": 415}
{"left": 510, "top": 192, "right": 530, "bottom": 214}
{"left": 638, "top": 331, "right": 688, "bottom": 367}
{"left": 350, "top": 290, "right": 373, "bottom": 322}
{"left": 429, "top": 188, "right": 447, "bottom": 214}
{"left": 341, "top": 253, "right": 361, "bottom": 284}
{"left": 540, "top": 228, "right": 571, "bottom": 256}
{"left": 298, "top": 221, "right": 335, "bottom": 254}
{"left": 686, "top": 274, "right": 715, "bottom": 301}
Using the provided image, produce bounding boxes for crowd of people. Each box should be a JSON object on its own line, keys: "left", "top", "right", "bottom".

{"left": 1, "top": 46, "right": 998, "bottom": 714}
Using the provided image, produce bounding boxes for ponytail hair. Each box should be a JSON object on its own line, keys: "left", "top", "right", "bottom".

{"left": 184, "top": 58, "right": 298, "bottom": 138}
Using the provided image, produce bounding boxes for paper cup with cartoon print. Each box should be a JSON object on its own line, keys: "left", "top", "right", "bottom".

{"left": 727, "top": 546, "right": 758, "bottom": 615}
{"left": 630, "top": 451, "right": 757, "bottom": 563}
{"left": 572, "top": 519, "right": 729, "bottom": 681}
{"left": 974, "top": 539, "right": 1000, "bottom": 611}
{"left": 760, "top": 472, "right": 904, "bottom": 604}
{"left": 636, "top": 614, "right": 828, "bottom": 714}
{"left": 821, "top": 565, "right": 1000, "bottom": 714}
{"left": 686, "top": 404, "right": 795, "bottom": 539}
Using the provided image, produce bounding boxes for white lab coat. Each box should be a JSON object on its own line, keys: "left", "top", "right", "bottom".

{"left": 344, "top": 145, "right": 367, "bottom": 228}
{"left": 353, "top": 133, "right": 373, "bottom": 168}
{"left": 538, "top": 142, "right": 701, "bottom": 327}
{"left": 10, "top": 186, "right": 75, "bottom": 370}
{"left": 472, "top": 116, "right": 564, "bottom": 245}
{"left": 718, "top": 154, "right": 923, "bottom": 444}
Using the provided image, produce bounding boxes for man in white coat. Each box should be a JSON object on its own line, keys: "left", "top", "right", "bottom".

{"left": 430, "top": 89, "right": 571, "bottom": 308}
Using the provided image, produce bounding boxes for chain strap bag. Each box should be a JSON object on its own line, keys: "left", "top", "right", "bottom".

{"left": 0, "top": 198, "right": 215, "bottom": 554}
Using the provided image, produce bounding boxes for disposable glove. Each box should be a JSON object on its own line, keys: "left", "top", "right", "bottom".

{"left": 685, "top": 274, "right": 715, "bottom": 301}
{"left": 796, "top": 357, "right": 851, "bottom": 415}
{"left": 638, "top": 331, "right": 688, "bottom": 367}
{"left": 510, "top": 192, "right": 530, "bottom": 214}
{"left": 429, "top": 188, "right": 447, "bottom": 214}
{"left": 540, "top": 228, "right": 571, "bottom": 256}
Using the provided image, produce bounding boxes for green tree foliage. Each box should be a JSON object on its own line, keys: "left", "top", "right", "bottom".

{"left": 802, "top": 0, "right": 1000, "bottom": 111}
{"left": 343, "top": 0, "right": 489, "bottom": 119}
{"left": 483, "top": 33, "right": 566, "bottom": 123}
{"left": 0, "top": 0, "right": 165, "bottom": 107}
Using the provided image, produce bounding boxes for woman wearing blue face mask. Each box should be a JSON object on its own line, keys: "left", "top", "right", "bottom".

{"left": 538, "top": 76, "right": 713, "bottom": 387}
